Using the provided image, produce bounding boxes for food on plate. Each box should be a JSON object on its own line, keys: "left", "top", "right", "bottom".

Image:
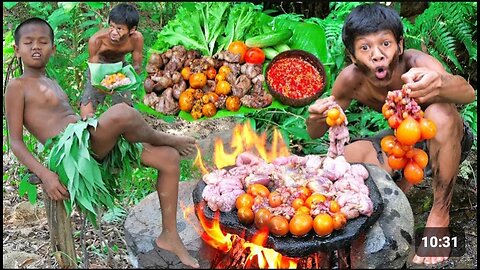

{"left": 100, "top": 72, "right": 131, "bottom": 90}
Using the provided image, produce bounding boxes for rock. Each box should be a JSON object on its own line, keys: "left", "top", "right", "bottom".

{"left": 11, "top": 201, "right": 45, "bottom": 225}
{"left": 3, "top": 251, "right": 41, "bottom": 268}
{"left": 125, "top": 165, "right": 413, "bottom": 269}
{"left": 124, "top": 181, "right": 211, "bottom": 269}
{"left": 350, "top": 164, "right": 414, "bottom": 269}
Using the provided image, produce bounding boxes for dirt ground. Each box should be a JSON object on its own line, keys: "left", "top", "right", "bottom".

{"left": 2, "top": 116, "right": 477, "bottom": 269}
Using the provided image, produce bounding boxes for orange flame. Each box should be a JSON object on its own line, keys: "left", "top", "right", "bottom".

{"left": 196, "top": 204, "right": 298, "bottom": 269}
{"left": 204, "top": 122, "right": 290, "bottom": 170}
{"left": 193, "top": 145, "right": 209, "bottom": 175}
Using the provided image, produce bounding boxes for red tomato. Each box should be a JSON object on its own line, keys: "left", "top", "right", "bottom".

{"left": 269, "top": 215, "right": 290, "bottom": 237}
{"left": 254, "top": 208, "right": 272, "bottom": 229}
{"left": 244, "top": 47, "right": 266, "bottom": 64}
{"left": 247, "top": 184, "right": 270, "bottom": 197}
{"left": 289, "top": 213, "right": 313, "bottom": 237}
{"left": 268, "top": 191, "right": 283, "bottom": 207}
{"left": 237, "top": 207, "right": 254, "bottom": 225}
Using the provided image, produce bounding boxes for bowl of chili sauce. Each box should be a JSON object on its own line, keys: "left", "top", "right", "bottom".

{"left": 265, "top": 50, "right": 326, "bottom": 107}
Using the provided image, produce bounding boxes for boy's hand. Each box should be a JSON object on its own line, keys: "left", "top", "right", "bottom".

{"left": 82, "top": 113, "right": 95, "bottom": 121}
{"left": 307, "top": 96, "right": 337, "bottom": 123}
{"left": 41, "top": 171, "right": 70, "bottom": 201}
{"left": 401, "top": 67, "right": 441, "bottom": 103}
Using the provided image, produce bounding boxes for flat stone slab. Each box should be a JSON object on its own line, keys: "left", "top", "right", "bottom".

{"left": 124, "top": 164, "right": 413, "bottom": 269}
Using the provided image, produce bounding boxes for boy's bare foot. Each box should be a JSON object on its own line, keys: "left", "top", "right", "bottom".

{"left": 155, "top": 233, "right": 200, "bottom": 268}
{"left": 412, "top": 211, "right": 450, "bottom": 265}
{"left": 169, "top": 136, "right": 197, "bottom": 156}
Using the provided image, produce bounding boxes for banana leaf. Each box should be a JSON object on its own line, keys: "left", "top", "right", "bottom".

{"left": 88, "top": 62, "right": 140, "bottom": 93}
{"left": 178, "top": 99, "right": 288, "bottom": 122}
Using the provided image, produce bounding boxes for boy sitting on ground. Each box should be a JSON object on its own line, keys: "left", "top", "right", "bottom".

{"left": 80, "top": 3, "right": 144, "bottom": 119}
{"left": 306, "top": 3, "right": 474, "bottom": 266}
{"left": 5, "top": 17, "right": 200, "bottom": 268}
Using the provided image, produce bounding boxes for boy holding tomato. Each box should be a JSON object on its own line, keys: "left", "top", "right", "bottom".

{"left": 80, "top": 3, "right": 144, "bottom": 120}
{"left": 306, "top": 3, "right": 474, "bottom": 266}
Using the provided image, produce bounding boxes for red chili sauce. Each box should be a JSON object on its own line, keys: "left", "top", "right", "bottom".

{"left": 267, "top": 57, "right": 323, "bottom": 99}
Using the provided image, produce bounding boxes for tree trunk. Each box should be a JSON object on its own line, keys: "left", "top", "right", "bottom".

{"left": 44, "top": 190, "right": 78, "bottom": 269}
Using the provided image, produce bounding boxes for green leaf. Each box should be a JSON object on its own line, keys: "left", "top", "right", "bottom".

{"left": 58, "top": 2, "right": 78, "bottom": 12}
{"left": 86, "top": 2, "right": 104, "bottom": 9}
{"left": 3, "top": 2, "right": 17, "bottom": 9}
{"left": 133, "top": 103, "right": 176, "bottom": 122}
{"left": 18, "top": 175, "right": 38, "bottom": 205}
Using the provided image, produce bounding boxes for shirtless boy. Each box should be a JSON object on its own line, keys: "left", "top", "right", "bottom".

{"left": 306, "top": 4, "right": 475, "bottom": 266}
{"left": 80, "top": 3, "right": 144, "bottom": 119}
{"left": 5, "top": 18, "right": 199, "bottom": 268}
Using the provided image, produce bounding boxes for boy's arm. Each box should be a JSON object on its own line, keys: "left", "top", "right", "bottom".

{"left": 402, "top": 50, "right": 475, "bottom": 105}
{"left": 306, "top": 68, "right": 354, "bottom": 139}
{"left": 132, "top": 32, "right": 144, "bottom": 74}
{"left": 88, "top": 36, "right": 101, "bottom": 63}
{"left": 5, "top": 80, "right": 69, "bottom": 200}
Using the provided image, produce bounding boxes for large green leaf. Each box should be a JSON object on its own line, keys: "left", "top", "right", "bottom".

{"left": 178, "top": 100, "right": 288, "bottom": 122}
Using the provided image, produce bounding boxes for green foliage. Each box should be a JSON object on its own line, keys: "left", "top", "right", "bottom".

{"left": 403, "top": 2, "right": 477, "bottom": 73}
{"left": 18, "top": 173, "right": 38, "bottom": 204}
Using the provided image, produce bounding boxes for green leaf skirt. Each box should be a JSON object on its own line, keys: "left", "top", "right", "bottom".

{"left": 44, "top": 117, "right": 143, "bottom": 226}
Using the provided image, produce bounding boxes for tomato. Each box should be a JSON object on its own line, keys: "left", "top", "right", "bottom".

{"left": 391, "top": 143, "right": 406, "bottom": 158}
{"left": 269, "top": 216, "right": 290, "bottom": 237}
{"left": 178, "top": 91, "right": 194, "bottom": 112}
{"left": 327, "top": 108, "right": 340, "bottom": 121}
{"left": 215, "top": 73, "right": 226, "bottom": 82}
{"left": 331, "top": 212, "right": 347, "bottom": 230}
{"left": 404, "top": 161, "right": 424, "bottom": 185}
{"left": 387, "top": 155, "right": 408, "bottom": 170}
{"left": 296, "top": 206, "right": 311, "bottom": 216}
{"left": 289, "top": 213, "right": 313, "bottom": 237}
{"left": 268, "top": 191, "right": 283, "bottom": 208}
{"left": 335, "top": 113, "right": 346, "bottom": 125}
{"left": 247, "top": 184, "right": 270, "bottom": 197}
{"left": 225, "top": 96, "right": 241, "bottom": 112}
{"left": 382, "top": 103, "right": 390, "bottom": 118}
{"left": 297, "top": 186, "right": 312, "bottom": 200}
{"left": 412, "top": 148, "right": 429, "bottom": 168}
{"left": 254, "top": 208, "right": 272, "bottom": 229}
{"left": 326, "top": 117, "right": 336, "bottom": 127}
{"left": 291, "top": 198, "right": 305, "bottom": 210}
{"left": 418, "top": 117, "right": 437, "bottom": 140}
{"left": 218, "top": 66, "right": 231, "bottom": 76}
{"left": 329, "top": 200, "right": 340, "bottom": 213}
{"left": 227, "top": 41, "right": 248, "bottom": 63}
{"left": 244, "top": 47, "right": 266, "bottom": 64}
{"left": 201, "top": 103, "right": 217, "bottom": 118}
{"left": 202, "top": 92, "right": 219, "bottom": 104}
{"left": 388, "top": 114, "right": 402, "bottom": 129}
{"left": 204, "top": 66, "right": 217, "bottom": 80}
{"left": 396, "top": 117, "right": 421, "bottom": 146}
{"left": 236, "top": 193, "right": 254, "bottom": 209}
{"left": 215, "top": 80, "right": 232, "bottom": 95}
{"left": 313, "top": 213, "right": 334, "bottom": 237}
{"left": 305, "top": 193, "right": 326, "bottom": 209}
{"left": 237, "top": 206, "right": 255, "bottom": 225}
{"left": 181, "top": 66, "right": 191, "bottom": 80}
{"left": 380, "top": 135, "right": 396, "bottom": 155}
{"left": 189, "top": 72, "right": 207, "bottom": 89}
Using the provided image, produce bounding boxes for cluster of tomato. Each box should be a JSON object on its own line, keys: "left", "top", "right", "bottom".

{"left": 178, "top": 65, "right": 241, "bottom": 119}
{"left": 227, "top": 41, "right": 266, "bottom": 65}
{"left": 235, "top": 183, "right": 348, "bottom": 238}
{"left": 380, "top": 85, "right": 437, "bottom": 184}
{"left": 325, "top": 107, "right": 346, "bottom": 127}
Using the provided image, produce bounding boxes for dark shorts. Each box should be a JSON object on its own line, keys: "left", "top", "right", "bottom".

{"left": 350, "top": 120, "right": 474, "bottom": 181}
{"left": 80, "top": 63, "right": 133, "bottom": 110}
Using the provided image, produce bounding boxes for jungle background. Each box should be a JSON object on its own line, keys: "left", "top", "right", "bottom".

{"left": 3, "top": 2, "right": 477, "bottom": 268}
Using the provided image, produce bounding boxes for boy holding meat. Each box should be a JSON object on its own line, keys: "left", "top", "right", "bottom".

{"left": 5, "top": 17, "right": 199, "bottom": 268}
{"left": 80, "top": 3, "right": 144, "bottom": 119}
{"left": 306, "top": 3, "right": 474, "bottom": 266}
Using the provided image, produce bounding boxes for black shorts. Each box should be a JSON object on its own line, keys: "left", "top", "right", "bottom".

{"left": 349, "top": 120, "right": 474, "bottom": 181}
{"left": 80, "top": 63, "right": 133, "bottom": 110}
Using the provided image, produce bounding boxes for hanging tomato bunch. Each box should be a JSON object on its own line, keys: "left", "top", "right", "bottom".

{"left": 381, "top": 85, "right": 437, "bottom": 184}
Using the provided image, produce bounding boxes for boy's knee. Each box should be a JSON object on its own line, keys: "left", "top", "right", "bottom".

{"left": 424, "top": 104, "right": 462, "bottom": 141}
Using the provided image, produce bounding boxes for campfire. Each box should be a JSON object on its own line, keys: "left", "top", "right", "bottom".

{"left": 189, "top": 122, "right": 383, "bottom": 269}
